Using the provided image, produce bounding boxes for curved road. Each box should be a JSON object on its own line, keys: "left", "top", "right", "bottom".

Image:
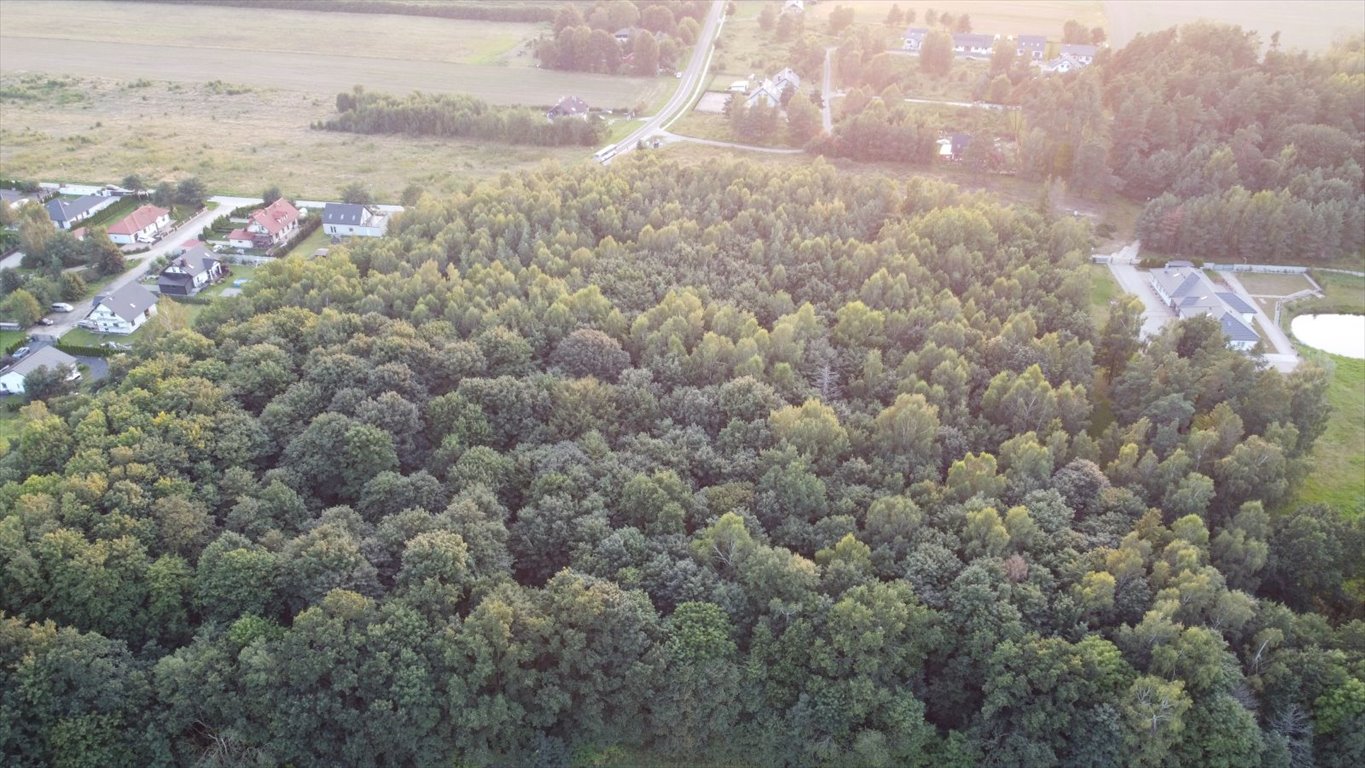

{"left": 607, "top": 0, "right": 725, "bottom": 163}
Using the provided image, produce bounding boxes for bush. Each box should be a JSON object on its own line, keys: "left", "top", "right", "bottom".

{"left": 54, "top": 342, "right": 117, "bottom": 357}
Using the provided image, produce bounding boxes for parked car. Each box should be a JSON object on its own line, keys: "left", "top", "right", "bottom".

{"left": 13, "top": 346, "right": 31, "bottom": 359}
{"left": 36, "top": 318, "right": 54, "bottom": 326}
{"left": 50, "top": 302, "right": 74, "bottom": 313}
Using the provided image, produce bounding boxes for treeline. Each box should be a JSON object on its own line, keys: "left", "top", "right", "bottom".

{"left": 124, "top": 0, "right": 559, "bottom": 22}
{"left": 536, "top": 0, "right": 703, "bottom": 74}
{"left": 318, "top": 87, "right": 607, "bottom": 147}
{"left": 1137, "top": 185, "right": 1365, "bottom": 262}
{"left": 1, "top": 158, "right": 1361, "bottom": 767}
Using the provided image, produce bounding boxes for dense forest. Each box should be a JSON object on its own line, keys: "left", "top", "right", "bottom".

{"left": 535, "top": 0, "right": 704, "bottom": 75}
{"left": 818, "top": 20, "right": 1364, "bottom": 263}
{"left": 2, "top": 157, "right": 1361, "bottom": 767}
{"left": 318, "top": 88, "right": 608, "bottom": 147}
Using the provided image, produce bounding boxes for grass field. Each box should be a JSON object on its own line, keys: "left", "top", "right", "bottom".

{"left": 1103, "top": 0, "right": 1364, "bottom": 53}
{"left": 0, "top": 74, "right": 593, "bottom": 201}
{"left": 1089, "top": 264, "right": 1121, "bottom": 324}
{"left": 1236, "top": 271, "right": 1314, "bottom": 296}
{"left": 1281, "top": 271, "right": 1365, "bottom": 516}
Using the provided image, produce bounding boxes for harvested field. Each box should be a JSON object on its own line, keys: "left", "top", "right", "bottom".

{"left": 1104, "top": 0, "right": 1364, "bottom": 52}
{"left": 0, "top": 1, "right": 667, "bottom": 108}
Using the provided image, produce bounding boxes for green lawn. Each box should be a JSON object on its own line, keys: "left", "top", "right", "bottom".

{"left": 202, "top": 263, "right": 261, "bottom": 297}
{"left": 78, "top": 196, "right": 138, "bottom": 230}
{"left": 1293, "top": 355, "right": 1365, "bottom": 518}
{"left": 283, "top": 226, "right": 331, "bottom": 259}
{"left": 60, "top": 326, "right": 143, "bottom": 347}
{"left": 1, "top": 330, "right": 26, "bottom": 353}
{"left": 1088, "top": 264, "right": 1120, "bottom": 325}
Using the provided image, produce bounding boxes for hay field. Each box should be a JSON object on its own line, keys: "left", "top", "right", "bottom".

{"left": 0, "top": 1, "right": 667, "bottom": 108}
{"left": 1104, "top": 0, "right": 1365, "bottom": 52}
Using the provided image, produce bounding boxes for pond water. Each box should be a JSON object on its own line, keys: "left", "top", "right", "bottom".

{"left": 1291, "top": 314, "right": 1365, "bottom": 359}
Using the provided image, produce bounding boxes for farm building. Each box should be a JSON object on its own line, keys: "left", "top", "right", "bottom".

{"left": 106, "top": 205, "right": 170, "bottom": 245}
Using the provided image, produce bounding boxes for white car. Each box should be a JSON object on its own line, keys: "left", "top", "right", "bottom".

{"left": 13, "top": 346, "right": 31, "bottom": 359}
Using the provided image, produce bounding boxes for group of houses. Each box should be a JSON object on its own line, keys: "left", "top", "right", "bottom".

{"left": 1149, "top": 262, "right": 1261, "bottom": 351}
{"left": 727, "top": 67, "right": 802, "bottom": 110}
{"left": 902, "top": 28, "right": 1099, "bottom": 73}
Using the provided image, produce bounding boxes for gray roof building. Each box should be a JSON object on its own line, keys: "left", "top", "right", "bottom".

{"left": 321, "top": 203, "right": 371, "bottom": 227}
{"left": 96, "top": 282, "right": 158, "bottom": 324}
{"left": 5, "top": 346, "right": 78, "bottom": 378}
{"left": 45, "top": 195, "right": 105, "bottom": 226}
{"left": 1219, "top": 312, "right": 1261, "bottom": 345}
{"left": 1216, "top": 292, "right": 1256, "bottom": 315}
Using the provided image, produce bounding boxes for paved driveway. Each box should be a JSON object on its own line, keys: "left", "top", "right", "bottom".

{"left": 1107, "top": 260, "right": 1173, "bottom": 339}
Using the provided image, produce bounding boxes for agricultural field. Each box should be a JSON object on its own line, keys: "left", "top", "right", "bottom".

{"left": 1104, "top": 0, "right": 1364, "bottom": 52}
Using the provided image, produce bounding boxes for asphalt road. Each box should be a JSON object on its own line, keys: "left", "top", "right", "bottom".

{"left": 608, "top": 0, "right": 725, "bottom": 162}
{"left": 38, "top": 195, "right": 261, "bottom": 339}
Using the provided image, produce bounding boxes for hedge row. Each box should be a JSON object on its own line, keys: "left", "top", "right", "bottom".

{"left": 55, "top": 343, "right": 117, "bottom": 358}
{"left": 273, "top": 215, "right": 322, "bottom": 258}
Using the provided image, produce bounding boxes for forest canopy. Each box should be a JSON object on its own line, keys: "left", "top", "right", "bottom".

{"left": 1, "top": 155, "right": 1360, "bottom": 767}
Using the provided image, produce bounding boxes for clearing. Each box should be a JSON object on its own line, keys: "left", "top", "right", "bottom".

{"left": 1235, "top": 271, "right": 1314, "bottom": 296}
{"left": 1103, "top": 0, "right": 1364, "bottom": 52}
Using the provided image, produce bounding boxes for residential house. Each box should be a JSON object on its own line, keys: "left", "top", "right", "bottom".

{"left": 903, "top": 27, "right": 929, "bottom": 52}
{"left": 746, "top": 67, "right": 802, "bottom": 108}
{"left": 85, "top": 282, "right": 158, "bottom": 335}
{"left": 613, "top": 27, "right": 635, "bottom": 44}
{"left": 936, "top": 133, "right": 972, "bottom": 160}
{"left": 321, "top": 203, "right": 389, "bottom": 238}
{"left": 952, "top": 33, "right": 998, "bottom": 58}
{"left": 0, "top": 346, "right": 80, "bottom": 395}
{"left": 106, "top": 204, "right": 170, "bottom": 245}
{"left": 547, "top": 96, "right": 590, "bottom": 120}
{"left": 1149, "top": 264, "right": 1261, "bottom": 351}
{"left": 44, "top": 195, "right": 115, "bottom": 230}
{"left": 1042, "top": 44, "right": 1099, "bottom": 74}
{"left": 227, "top": 198, "right": 301, "bottom": 250}
{"left": 157, "top": 244, "right": 223, "bottom": 296}
{"left": 781, "top": 0, "right": 804, "bottom": 15}
{"left": 1015, "top": 34, "right": 1047, "bottom": 61}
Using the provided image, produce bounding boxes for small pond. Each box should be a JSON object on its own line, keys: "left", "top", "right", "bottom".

{"left": 1291, "top": 313, "right": 1365, "bottom": 359}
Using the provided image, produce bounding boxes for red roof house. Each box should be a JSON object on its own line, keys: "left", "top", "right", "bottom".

{"left": 107, "top": 205, "right": 171, "bottom": 245}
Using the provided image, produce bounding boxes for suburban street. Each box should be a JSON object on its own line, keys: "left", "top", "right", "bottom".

{"left": 609, "top": 0, "right": 725, "bottom": 161}
{"left": 37, "top": 194, "right": 261, "bottom": 339}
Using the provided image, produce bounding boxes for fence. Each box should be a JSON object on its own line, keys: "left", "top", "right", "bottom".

{"left": 1207, "top": 263, "right": 1308, "bottom": 274}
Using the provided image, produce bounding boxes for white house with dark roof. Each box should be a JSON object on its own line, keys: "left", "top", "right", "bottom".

{"left": 107, "top": 204, "right": 170, "bottom": 245}
{"left": 1043, "top": 44, "right": 1100, "bottom": 74}
{"left": 1150, "top": 264, "right": 1261, "bottom": 351}
{"left": 45, "top": 195, "right": 116, "bottom": 230}
{"left": 0, "top": 346, "right": 80, "bottom": 394}
{"left": 85, "top": 282, "right": 158, "bottom": 335}
{"left": 157, "top": 244, "right": 223, "bottom": 296}
{"left": 1015, "top": 35, "right": 1047, "bottom": 61}
{"left": 547, "top": 96, "right": 590, "bottom": 120}
{"left": 903, "top": 27, "right": 929, "bottom": 52}
{"left": 321, "top": 203, "right": 389, "bottom": 238}
{"left": 952, "top": 33, "right": 998, "bottom": 58}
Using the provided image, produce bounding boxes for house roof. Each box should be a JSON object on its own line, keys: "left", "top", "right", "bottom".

{"left": 1216, "top": 292, "right": 1256, "bottom": 315}
{"left": 107, "top": 205, "right": 169, "bottom": 236}
{"left": 94, "top": 282, "right": 157, "bottom": 323}
{"left": 44, "top": 195, "right": 104, "bottom": 224}
{"left": 1219, "top": 312, "right": 1260, "bottom": 343}
{"left": 1152, "top": 267, "right": 1207, "bottom": 301}
{"left": 904, "top": 27, "right": 928, "bottom": 39}
{"left": 227, "top": 228, "right": 254, "bottom": 242}
{"left": 548, "top": 95, "right": 590, "bottom": 116}
{"left": 1016, "top": 35, "right": 1047, "bottom": 47}
{"left": 250, "top": 198, "right": 300, "bottom": 236}
{"left": 4, "top": 346, "right": 77, "bottom": 378}
{"left": 161, "top": 245, "right": 219, "bottom": 279}
{"left": 321, "top": 203, "right": 374, "bottom": 226}
{"left": 771, "top": 67, "right": 801, "bottom": 89}
{"left": 1061, "top": 43, "right": 1098, "bottom": 57}
{"left": 953, "top": 33, "right": 997, "bottom": 48}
